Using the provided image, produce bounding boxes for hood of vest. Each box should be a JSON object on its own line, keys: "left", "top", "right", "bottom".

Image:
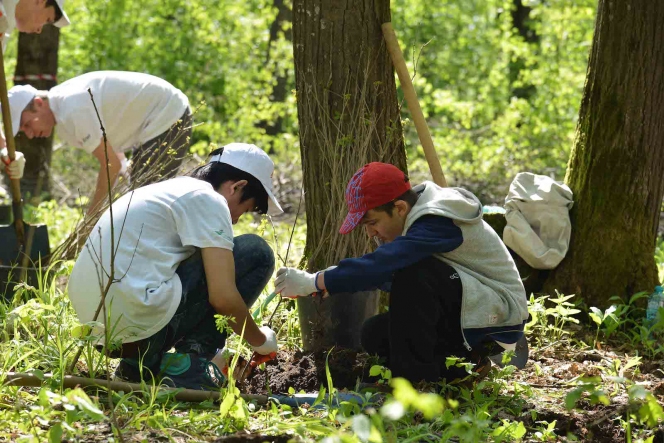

{"left": 403, "top": 182, "right": 482, "bottom": 235}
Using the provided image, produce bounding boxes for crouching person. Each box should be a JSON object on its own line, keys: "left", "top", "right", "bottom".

{"left": 276, "top": 162, "right": 528, "bottom": 384}
{"left": 68, "top": 143, "right": 283, "bottom": 390}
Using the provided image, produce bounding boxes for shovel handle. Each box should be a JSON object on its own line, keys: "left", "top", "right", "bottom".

{"left": 382, "top": 22, "right": 447, "bottom": 188}
{"left": 0, "top": 46, "right": 24, "bottom": 244}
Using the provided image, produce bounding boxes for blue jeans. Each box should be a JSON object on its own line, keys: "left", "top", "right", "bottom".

{"left": 117, "top": 234, "right": 274, "bottom": 368}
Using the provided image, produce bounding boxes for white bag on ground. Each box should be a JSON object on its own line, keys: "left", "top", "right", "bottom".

{"left": 503, "top": 172, "right": 573, "bottom": 270}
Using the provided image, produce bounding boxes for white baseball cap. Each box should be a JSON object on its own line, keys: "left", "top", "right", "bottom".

{"left": 53, "top": 0, "right": 71, "bottom": 28}
{"left": 6, "top": 84, "right": 38, "bottom": 136}
{"left": 209, "top": 143, "right": 283, "bottom": 216}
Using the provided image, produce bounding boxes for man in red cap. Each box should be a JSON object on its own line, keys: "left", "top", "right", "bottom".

{"left": 275, "top": 162, "right": 528, "bottom": 383}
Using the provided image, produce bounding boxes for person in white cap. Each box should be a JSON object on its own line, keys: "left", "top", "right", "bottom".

{"left": 0, "top": 0, "right": 69, "bottom": 181}
{"left": 5, "top": 71, "right": 191, "bottom": 216}
{"left": 0, "top": 0, "right": 70, "bottom": 51}
{"left": 68, "top": 143, "right": 283, "bottom": 390}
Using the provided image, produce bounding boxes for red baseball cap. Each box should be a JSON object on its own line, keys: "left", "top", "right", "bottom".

{"left": 339, "top": 162, "right": 411, "bottom": 234}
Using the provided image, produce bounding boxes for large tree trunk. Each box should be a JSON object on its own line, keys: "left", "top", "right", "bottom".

{"left": 544, "top": 0, "right": 664, "bottom": 307}
{"left": 13, "top": 27, "right": 60, "bottom": 198}
{"left": 293, "top": 0, "right": 407, "bottom": 350}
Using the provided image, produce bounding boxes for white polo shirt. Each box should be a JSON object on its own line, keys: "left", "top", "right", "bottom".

{"left": 68, "top": 177, "right": 234, "bottom": 343}
{"left": 49, "top": 71, "right": 189, "bottom": 153}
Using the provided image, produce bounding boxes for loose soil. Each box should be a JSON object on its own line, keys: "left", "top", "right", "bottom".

{"left": 240, "top": 344, "right": 664, "bottom": 443}
{"left": 244, "top": 348, "right": 371, "bottom": 395}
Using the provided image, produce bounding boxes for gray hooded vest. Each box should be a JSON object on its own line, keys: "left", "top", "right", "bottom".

{"left": 403, "top": 182, "right": 529, "bottom": 336}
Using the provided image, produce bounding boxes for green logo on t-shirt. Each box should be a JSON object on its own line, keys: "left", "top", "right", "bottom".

{"left": 215, "top": 230, "right": 225, "bottom": 236}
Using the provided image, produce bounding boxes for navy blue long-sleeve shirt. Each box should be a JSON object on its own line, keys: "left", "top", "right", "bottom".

{"left": 324, "top": 215, "right": 464, "bottom": 294}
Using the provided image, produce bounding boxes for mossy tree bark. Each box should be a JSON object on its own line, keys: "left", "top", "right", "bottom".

{"left": 544, "top": 0, "right": 664, "bottom": 307}
{"left": 293, "top": 0, "right": 406, "bottom": 350}
{"left": 14, "top": 27, "right": 60, "bottom": 198}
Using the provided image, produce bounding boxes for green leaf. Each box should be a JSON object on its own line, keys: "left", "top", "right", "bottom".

{"left": 312, "top": 386, "right": 326, "bottom": 408}
{"left": 48, "top": 423, "right": 63, "bottom": 443}
{"left": 31, "top": 369, "right": 45, "bottom": 381}
{"left": 638, "top": 396, "right": 664, "bottom": 427}
{"left": 219, "top": 391, "right": 235, "bottom": 419}
{"left": 71, "top": 324, "right": 92, "bottom": 339}
{"left": 565, "top": 388, "right": 584, "bottom": 410}
{"left": 589, "top": 307, "right": 603, "bottom": 325}
{"left": 369, "top": 365, "right": 382, "bottom": 377}
{"left": 380, "top": 400, "right": 405, "bottom": 421}
{"left": 67, "top": 389, "right": 104, "bottom": 421}
{"left": 352, "top": 414, "right": 371, "bottom": 442}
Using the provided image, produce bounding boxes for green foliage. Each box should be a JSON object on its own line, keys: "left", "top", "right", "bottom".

{"left": 9, "top": 1, "right": 664, "bottom": 441}
{"left": 565, "top": 376, "right": 610, "bottom": 410}
{"left": 32, "top": 0, "right": 598, "bottom": 204}
{"left": 56, "top": 0, "right": 297, "bottom": 157}
{"left": 526, "top": 291, "right": 581, "bottom": 345}
{"left": 589, "top": 304, "right": 620, "bottom": 348}
{"left": 368, "top": 364, "right": 392, "bottom": 384}
{"left": 392, "top": 0, "right": 596, "bottom": 199}
{"left": 24, "top": 201, "right": 81, "bottom": 249}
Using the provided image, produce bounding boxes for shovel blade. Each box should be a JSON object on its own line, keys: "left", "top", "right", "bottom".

{"left": 0, "top": 222, "right": 50, "bottom": 299}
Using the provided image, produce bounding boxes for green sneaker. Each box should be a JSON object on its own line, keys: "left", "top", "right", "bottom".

{"left": 159, "top": 353, "right": 226, "bottom": 391}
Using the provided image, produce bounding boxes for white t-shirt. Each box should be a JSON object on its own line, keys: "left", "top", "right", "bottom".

{"left": 68, "top": 177, "right": 235, "bottom": 343}
{"left": 49, "top": 71, "right": 189, "bottom": 153}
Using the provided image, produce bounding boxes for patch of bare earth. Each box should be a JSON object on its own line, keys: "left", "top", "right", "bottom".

{"left": 243, "top": 349, "right": 371, "bottom": 395}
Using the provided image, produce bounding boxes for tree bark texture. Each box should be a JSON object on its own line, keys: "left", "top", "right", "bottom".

{"left": 13, "top": 27, "right": 60, "bottom": 198}
{"left": 294, "top": 0, "right": 406, "bottom": 269}
{"left": 544, "top": 0, "right": 664, "bottom": 307}
{"left": 293, "top": 0, "right": 407, "bottom": 350}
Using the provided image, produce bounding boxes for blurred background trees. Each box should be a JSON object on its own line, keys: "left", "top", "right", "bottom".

{"left": 1, "top": 0, "right": 596, "bottom": 205}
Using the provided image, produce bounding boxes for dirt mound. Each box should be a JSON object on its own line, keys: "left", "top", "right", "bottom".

{"left": 244, "top": 349, "right": 371, "bottom": 395}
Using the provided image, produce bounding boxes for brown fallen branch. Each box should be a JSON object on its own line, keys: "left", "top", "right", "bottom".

{"left": 2, "top": 372, "right": 269, "bottom": 404}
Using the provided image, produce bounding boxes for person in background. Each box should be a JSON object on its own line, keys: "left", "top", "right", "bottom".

{"left": 4, "top": 71, "right": 191, "bottom": 216}
{"left": 0, "top": 0, "right": 69, "bottom": 185}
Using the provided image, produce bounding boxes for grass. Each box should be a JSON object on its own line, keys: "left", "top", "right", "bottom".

{"left": 0, "top": 200, "right": 663, "bottom": 442}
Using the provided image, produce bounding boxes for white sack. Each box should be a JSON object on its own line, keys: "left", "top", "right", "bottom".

{"left": 503, "top": 172, "right": 573, "bottom": 270}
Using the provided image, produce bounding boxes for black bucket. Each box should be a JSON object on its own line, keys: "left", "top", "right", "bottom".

{"left": 297, "top": 290, "right": 380, "bottom": 351}
{"left": 0, "top": 204, "right": 11, "bottom": 224}
{"left": 0, "top": 222, "right": 50, "bottom": 300}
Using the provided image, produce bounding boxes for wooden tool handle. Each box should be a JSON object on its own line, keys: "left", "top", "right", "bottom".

{"left": 3, "top": 372, "right": 269, "bottom": 404}
{"left": 0, "top": 47, "right": 25, "bottom": 244}
{"left": 382, "top": 22, "right": 447, "bottom": 188}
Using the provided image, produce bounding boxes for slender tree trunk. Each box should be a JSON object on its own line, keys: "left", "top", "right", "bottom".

{"left": 293, "top": 0, "right": 407, "bottom": 350}
{"left": 259, "top": 0, "right": 292, "bottom": 145}
{"left": 544, "top": 0, "right": 664, "bottom": 307}
{"left": 13, "top": 27, "right": 59, "bottom": 198}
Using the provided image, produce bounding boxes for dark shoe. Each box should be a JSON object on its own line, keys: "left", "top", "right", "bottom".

{"left": 160, "top": 353, "right": 226, "bottom": 391}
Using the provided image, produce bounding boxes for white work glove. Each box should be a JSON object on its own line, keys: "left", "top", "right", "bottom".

{"left": 252, "top": 326, "right": 278, "bottom": 356}
{"left": 275, "top": 267, "right": 318, "bottom": 298}
{"left": 0, "top": 148, "right": 25, "bottom": 179}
